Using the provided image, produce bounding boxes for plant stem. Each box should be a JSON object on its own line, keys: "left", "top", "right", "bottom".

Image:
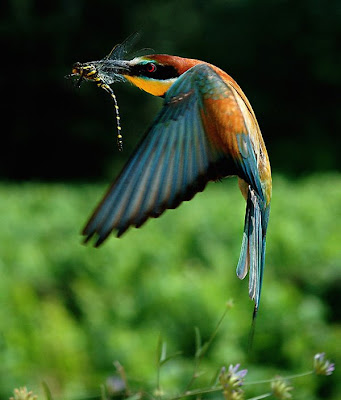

{"left": 247, "top": 393, "right": 272, "bottom": 400}
{"left": 170, "top": 386, "right": 222, "bottom": 400}
{"left": 184, "top": 305, "right": 230, "bottom": 391}
{"left": 244, "top": 370, "right": 313, "bottom": 386}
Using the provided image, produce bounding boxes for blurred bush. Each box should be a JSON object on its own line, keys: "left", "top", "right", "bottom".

{"left": 0, "top": 174, "right": 340, "bottom": 399}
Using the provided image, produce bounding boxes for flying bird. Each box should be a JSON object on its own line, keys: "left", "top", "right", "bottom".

{"left": 69, "top": 38, "right": 272, "bottom": 315}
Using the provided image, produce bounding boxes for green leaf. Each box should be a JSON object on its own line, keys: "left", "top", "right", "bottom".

{"left": 197, "top": 341, "right": 210, "bottom": 359}
{"left": 194, "top": 326, "right": 202, "bottom": 358}
{"left": 160, "top": 351, "right": 183, "bottom": 366}
{"left": 41, "top": 382, "right": 53, "bottom": 400}
{"left": 156, "top": 334, "right": 163, "bottom": 365}
{"left": 125, "top": 394, "right": 142, "bottom": 400}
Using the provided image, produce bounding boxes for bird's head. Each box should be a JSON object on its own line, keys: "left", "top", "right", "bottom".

{"left": 113, "top": 55, "right": 202, "bottom": 97}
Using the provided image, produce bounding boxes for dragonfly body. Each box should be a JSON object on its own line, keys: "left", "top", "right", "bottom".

{"left": 71, "top": 62, "right": 124, "bottom": 150}
{"left": 70, "top": 46, "right": 272, "bottom": 314}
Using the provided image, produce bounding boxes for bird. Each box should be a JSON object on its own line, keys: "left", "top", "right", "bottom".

{"left": 70, "top": 44, "right": 272, "bottom": 316}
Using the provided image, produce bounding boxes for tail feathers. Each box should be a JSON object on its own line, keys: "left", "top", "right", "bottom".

{"left": 236, "top": 187, "right": 270, "bottom": 314}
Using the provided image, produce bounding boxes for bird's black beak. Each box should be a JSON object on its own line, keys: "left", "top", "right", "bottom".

{"left": 101, "top": 59, "right": 132, "bottom": 77}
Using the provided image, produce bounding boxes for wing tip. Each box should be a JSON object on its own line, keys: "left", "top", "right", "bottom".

{"left": 81, "top": 228, "right": 114, "bottom": 247}
{"left": 82, "top": 221, "right": 133, "bottom": 247}
{"left": 82, "top": 233, "right": 104, "bottom": 248}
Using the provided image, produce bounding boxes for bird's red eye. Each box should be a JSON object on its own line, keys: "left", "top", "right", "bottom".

{"left": 146, "top": 63, "right": 157, "bottom": 73}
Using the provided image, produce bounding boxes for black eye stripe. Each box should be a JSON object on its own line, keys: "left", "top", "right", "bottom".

{"left": 129, "top": 63, "right": 179, "bottom": 80}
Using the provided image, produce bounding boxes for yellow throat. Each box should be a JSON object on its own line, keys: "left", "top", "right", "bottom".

{"left": 124, "top": 75, "right": 176, "bottom": 97}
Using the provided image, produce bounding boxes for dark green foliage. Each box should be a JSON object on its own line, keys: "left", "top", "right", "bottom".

{"left": 0, "top": 175, "right": 340, "bottom": 399}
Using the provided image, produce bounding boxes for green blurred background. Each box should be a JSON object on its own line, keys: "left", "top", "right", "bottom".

{"left": 1, "top": 0, "right": 340, "bottom": 399}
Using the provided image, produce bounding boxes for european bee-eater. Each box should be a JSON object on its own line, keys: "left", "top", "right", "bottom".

{"left": 70, "top": 41, "right": 272, "bottom": 315}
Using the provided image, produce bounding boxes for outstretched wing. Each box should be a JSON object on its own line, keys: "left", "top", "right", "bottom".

{"left": 83, "top": 64, "right": 264, "bottom": 246}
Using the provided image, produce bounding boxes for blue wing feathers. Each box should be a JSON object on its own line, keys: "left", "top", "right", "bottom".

{"left": 163, "top": 123, "right": 184, "bottom": 209}
{"left": 83, "top": 90, "right": 219, "bottom": 244}
{"left": 115, "top": 138, "right": 165, "bottom": 235}
{"left": 86, "top": 129, "right": 164, "bottom": 243}
{"left": 102, "top": 136, "right": 160, "bottom": 229}
{"left": 236, "top": 215, "right": 249, "bottom": 280}
{"left": 236, "top": 133, "right": 265, "bottom": 202}
{"left": 134, "top": 132, "right": 174, "bottom": 226}
{"left": 180, "top": 117, "right": 191, "bottom": 195}
{"left": 116, "top": 125, "right": 174, "bottom": 236}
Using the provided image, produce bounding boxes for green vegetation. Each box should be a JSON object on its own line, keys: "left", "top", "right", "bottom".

{"left": 0, "top": 174, "right": 340, "bottom": 399}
